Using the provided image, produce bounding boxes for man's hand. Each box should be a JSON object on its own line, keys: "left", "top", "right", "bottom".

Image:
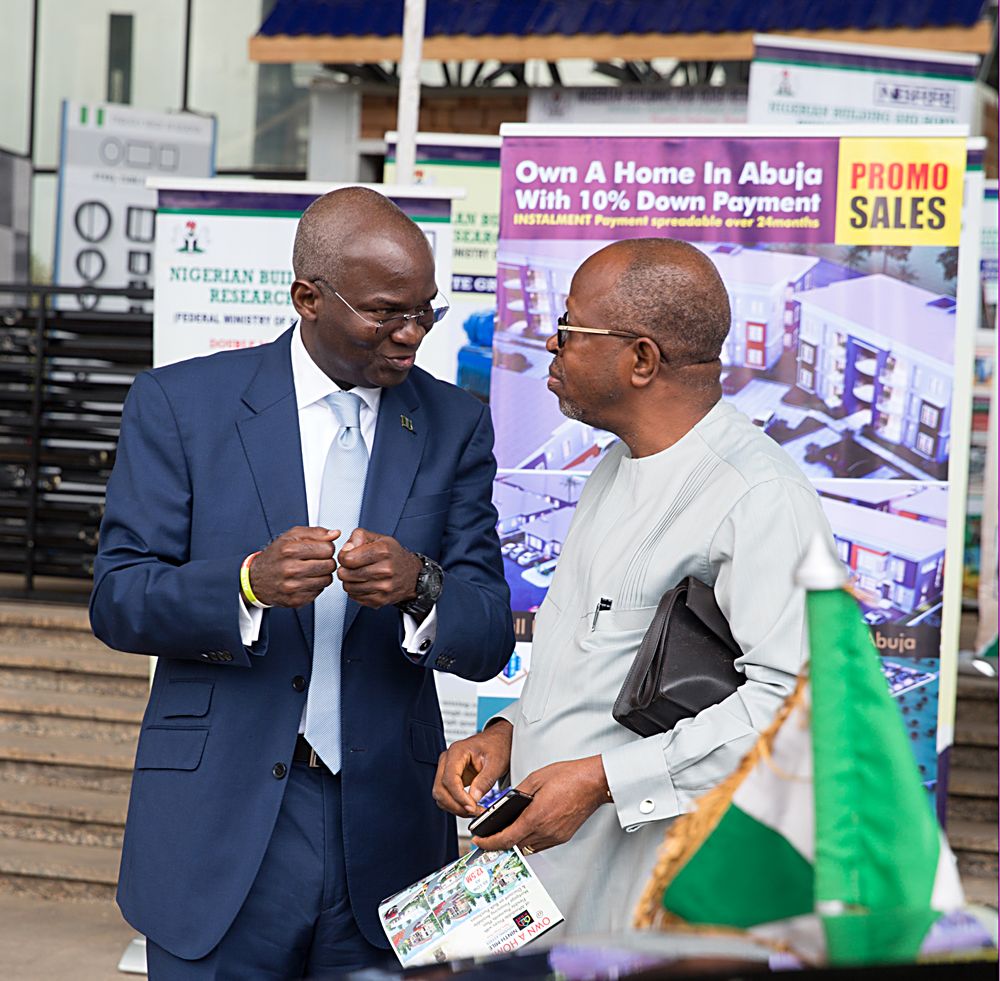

{"left": 336, "top": 528, "right": 423, "bottom": 608}
{"left": 471, "top": 756, "right": 610, "bottom": 855}
{"left": 433, "top": 721, "right": 513, "bottom": 817}
{"left": 249, "top": 526, "right": 338, "bottom": 608}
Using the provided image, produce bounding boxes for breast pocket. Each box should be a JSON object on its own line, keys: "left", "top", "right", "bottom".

{"left": 157, "top": 681, "right": 214, "bottom": 719}
{"left": 398, "top": 492, "right": 450, "bottom": 520}
{"left": 577, "top": 606, "right": 657, "bottom": 715}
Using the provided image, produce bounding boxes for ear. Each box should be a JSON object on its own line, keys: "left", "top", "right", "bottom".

{"left": 291, "top": 279, "right": 321, "bottom": 321}
{"left": 629, "top": 337, "right": 661, "bottom": 388}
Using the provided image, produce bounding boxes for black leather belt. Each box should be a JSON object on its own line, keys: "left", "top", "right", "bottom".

{"left": 293, "top": 734, "right": 332, "bottom": 772}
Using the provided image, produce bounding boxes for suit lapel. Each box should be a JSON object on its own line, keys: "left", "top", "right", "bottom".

{"left": 344, "top": 378, "right": 425, "bottom": 638}
{"left": 236, "top": 330, "right": 313, "bottom": 651}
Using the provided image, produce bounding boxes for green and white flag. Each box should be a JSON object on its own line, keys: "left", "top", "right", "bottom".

{"left": 636, "top": 538, "right": 964, "bottom": 966}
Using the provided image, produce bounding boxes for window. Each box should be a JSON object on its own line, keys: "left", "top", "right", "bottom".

{"left": 919, "top": 402, "right": 940, "bottom": 429}
{"left": 747, "top": 349, "right": 764, "bottom": 366}
{"left": 746, "top": 322, "right": 765, "bottom": 342}
{"left": 835, "top": 538, "right": 850, "bottom": 562}
{"left": 915, "top": 432, "right": 936, "bottom": 457}
{"left": 799, "top": 343, "right": 815, "bottom": 365}
{"left": 797, "top": 366, "right": 814, "bottom": 389}
{"left": 890, "top": 558, "right": 907, "bottom": 582}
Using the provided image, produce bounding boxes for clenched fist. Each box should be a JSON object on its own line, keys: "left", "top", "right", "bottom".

{"left": 247, "top": 526, "right": 339, "bottom": 608}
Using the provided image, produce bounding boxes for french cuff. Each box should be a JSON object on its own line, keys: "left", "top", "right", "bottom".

{"left": 602, "top": 736, "right": 682, "bottom": 833}
{"left": 402, "top": 604, "right": 438, "bottom": 658}
{"left": 238, "top": 593, "right": 265, "bottom": 648}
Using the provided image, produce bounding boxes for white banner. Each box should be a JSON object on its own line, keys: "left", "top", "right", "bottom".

{"left": 748, "top": 35, "right": 979, "bottom": 129}
{"left": 151, "top": 179, "right": 460, "bottom": 378}
{"left": 54, "top": 101, "right": 215, "bottom": 310}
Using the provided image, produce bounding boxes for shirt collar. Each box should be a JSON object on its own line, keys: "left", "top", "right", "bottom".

{"left": 291, "top": 323, "right": 381, "bottom": 417}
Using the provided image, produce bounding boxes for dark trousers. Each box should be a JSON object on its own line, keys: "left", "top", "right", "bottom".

{"left": 146, "top": 761, "right": 388, "bottom": 980}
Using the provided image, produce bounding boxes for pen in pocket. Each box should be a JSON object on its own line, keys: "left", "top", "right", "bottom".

{"left": 591, "top": 597, "right": 613, "bottom": 631}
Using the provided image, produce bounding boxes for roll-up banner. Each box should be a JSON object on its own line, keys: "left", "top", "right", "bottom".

{"left": 479, "top": 123, "right": 979, "bottom": 814}
{"left": 384, "top": 134, "right": 500, "bottom": 398}
{"left": 149, "top": 178, "right": 461, "bottom": 375}
{"left": 747, "top": 35, "right": 979, "bottom": 129}
{"left": 55, "top": 102, "right": 216, "bottom": 311}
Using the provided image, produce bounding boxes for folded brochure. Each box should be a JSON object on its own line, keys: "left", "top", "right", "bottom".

{"left": 379, "top": 846, "right": 563, "bottom": 967}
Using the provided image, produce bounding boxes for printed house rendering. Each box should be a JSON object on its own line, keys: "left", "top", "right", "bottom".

{"left": 792, "top": 274, "right": 956, "bottom": 480}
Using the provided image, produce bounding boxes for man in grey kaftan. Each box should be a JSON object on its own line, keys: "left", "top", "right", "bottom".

{"left": 433, "top": 239, "right": 835, "bottom": 936}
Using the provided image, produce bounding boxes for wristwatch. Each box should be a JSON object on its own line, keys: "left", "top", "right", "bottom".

{"left": 397, "top": 553, "right": 444, "bottom": 619}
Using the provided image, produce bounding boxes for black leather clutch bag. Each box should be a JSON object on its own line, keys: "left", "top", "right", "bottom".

{"left": 612, "top": 577, "right": 744, "bottom": 737}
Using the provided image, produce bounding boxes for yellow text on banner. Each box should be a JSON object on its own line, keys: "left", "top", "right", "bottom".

{"left": 835, "top": 137, "right": 967, "bottom": 247}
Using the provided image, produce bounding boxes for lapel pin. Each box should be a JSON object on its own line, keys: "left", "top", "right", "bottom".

{"left": 400, "top": 415, "right": 415, "bottom": 433}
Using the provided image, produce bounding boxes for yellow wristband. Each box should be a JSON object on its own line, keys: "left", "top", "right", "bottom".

{"left": 240, "top": 552, "right": 271, "bottom": 610}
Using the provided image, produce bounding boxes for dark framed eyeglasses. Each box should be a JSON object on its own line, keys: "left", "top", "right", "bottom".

{"left": 313, "top": 278, "right": 450, "bottom": 335}
{"left": 556, "top": 313, "right": 665, "bottom": 362}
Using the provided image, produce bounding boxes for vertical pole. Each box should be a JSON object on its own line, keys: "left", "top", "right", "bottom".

{"left": 181, "top": 0, "right": 193, "bottom": 111}
{"left": 394, "top": 0, "right": 426, "bottom": 184}
{"left": 27, "top": 0, "right": 40, "bottom": 277}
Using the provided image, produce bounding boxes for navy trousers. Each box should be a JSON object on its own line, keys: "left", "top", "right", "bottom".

{"left": 146, "top": 761, "right": 389, "bottom": 980}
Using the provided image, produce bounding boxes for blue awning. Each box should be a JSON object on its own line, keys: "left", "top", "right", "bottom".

{"left": 258, "top": 0, "right": 987, "bottom": 40}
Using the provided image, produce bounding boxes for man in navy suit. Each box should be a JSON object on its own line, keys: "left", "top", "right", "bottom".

{"left": 90, "top": 187, "right": 514, "bottom": 978}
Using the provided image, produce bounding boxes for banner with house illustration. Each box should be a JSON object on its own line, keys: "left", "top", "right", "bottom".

{"left": 488, "top": 124, "right": 981, "bottom": 810}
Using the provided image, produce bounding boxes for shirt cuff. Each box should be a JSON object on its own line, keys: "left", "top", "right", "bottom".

{"left": 238, "top": 594, "right": 264, "bottom": 647}
{"left": 602, "top": 736, "right": 681, "bottom": 832}
{"left": 402, "top": 604, "right": 438, "bottom": 655}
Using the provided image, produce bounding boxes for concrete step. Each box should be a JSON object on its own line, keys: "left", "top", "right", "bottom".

{"left": 961, "top": 876, "right": 998, "bottom": 908}
{"left": 0, "top": 685, "right": 144, "bottom": 725}
{"left": 0, "top": 813, "right": 122, "bottom": 850}
{"left": 0, "top": 663, "right": 148, "bottom": 699}
{"left": 0, "top": 777, "right": 127, "bottom": 827}
{"left": 949, "top": 765, "right": 998, "bottom": 800}
{"left": 0, "top": 731, "right": 136, "bottom": 772}
{"left": 0, "top": 836, "right": 119, "bottom": 902}
{"left": 950, "top": 744, "right": 998, "bottom": 772}
{"left": 0, "top": 642, "right": 149, "bottom": 680}
{"left": 954, "top": 718, "right": 999, "bottom": 749}
{"left": 956, "top": 674, "right": 999, "bottom": 701}
{"left": 957, "top": 847, "right": 999, "bottom": 882}
{"left": 949, "top": 818, "right": 999, "bottom": 856}
{"left": 954, "top": 694, "right": 998, "bottom": 728}
{"left": 0, "top": 712, "right": 139, "bottom": 746}
{"left": 0, "top": 601, "right": 92, "bottom": 633}
{"left": 948, "top": 792, "right": 999, "bottom": 825}
{"left": 0, "top": 759, "right": 132, "bottom": 796}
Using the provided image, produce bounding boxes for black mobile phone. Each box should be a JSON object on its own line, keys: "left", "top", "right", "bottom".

{"left": 467, "top": 789, "right": 533, "bottom": 837}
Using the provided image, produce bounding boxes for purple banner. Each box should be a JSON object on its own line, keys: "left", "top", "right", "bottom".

{"left": 500, "top": 136, "right": 840, "bottom": 243}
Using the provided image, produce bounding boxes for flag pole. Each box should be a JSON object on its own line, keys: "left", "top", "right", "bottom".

{"left": 394, "top": 0, "right": 426, "bottom": 185}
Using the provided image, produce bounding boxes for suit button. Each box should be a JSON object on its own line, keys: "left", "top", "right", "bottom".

{"left": 419, "top": 639, "right": 431, "bottom": 653}
{"left": 292, "top": 676, "right": 306, "bottom": 692}
{"left": 219, "top": 651, "right": 232, "bottom": 662}
{"left": 272, "top": 762, "right": 287, "bottom": 779}
{"left": 199, "top": 652, "right": 210, "bottom": 659}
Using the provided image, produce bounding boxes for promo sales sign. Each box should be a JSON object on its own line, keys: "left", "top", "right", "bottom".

{"left": 492, "top": 126, "right": 975, "bottom": 806}
{"left": 501, "top": 134, "right": 966, "bottom": 245}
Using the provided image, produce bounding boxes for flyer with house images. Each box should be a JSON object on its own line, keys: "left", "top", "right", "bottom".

{"left": 378, "top": 847, "right": 563, "bottom": 967}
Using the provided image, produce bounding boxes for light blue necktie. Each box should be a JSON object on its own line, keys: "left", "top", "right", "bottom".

{"left": 305, "top": 391, "right": 368, "bottom": 773}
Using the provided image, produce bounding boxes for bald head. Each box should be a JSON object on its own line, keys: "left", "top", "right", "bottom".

{"left": 292, "top": 186, "right": 432, "bottom": 282}
{"left": 583, "top": 239, "right": 731, "bottom": 366}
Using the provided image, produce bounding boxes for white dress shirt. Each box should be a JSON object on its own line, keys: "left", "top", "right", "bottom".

{"left": 239, "top": 325, "right": 437, "bottom": 655}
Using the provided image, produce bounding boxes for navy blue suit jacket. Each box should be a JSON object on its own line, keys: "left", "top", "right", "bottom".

{"left": 90, "top": 329, "right": 514, "bottom": 959}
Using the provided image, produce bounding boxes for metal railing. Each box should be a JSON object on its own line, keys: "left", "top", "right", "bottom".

{"left": 0, "top": 283, "right": 152, "bottom": 600}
